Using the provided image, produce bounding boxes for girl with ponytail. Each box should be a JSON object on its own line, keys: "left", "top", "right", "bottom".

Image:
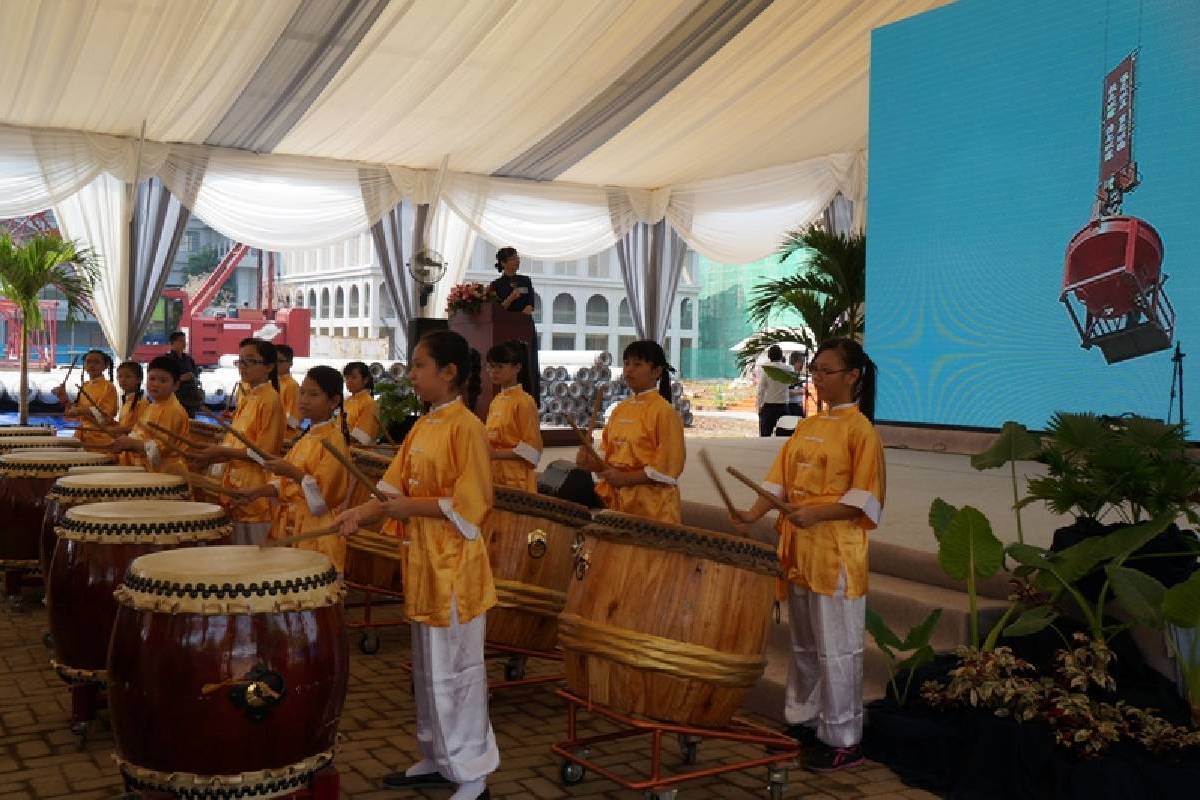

{"left": 234, "top": 366, "right": 352, "bottom": 571}
{"left": 731, "top": 337, "right": 884, "bottom": 772}
{"left": 113, "top": 361, "right": 146, "bottom": 466}
{"left": 576, "top": 339, "right": 685, "bottom": 523}
{"left": 335, "top": 329, "right": 498, "bottom": 799}
{"left": 342, "top": 361, "right": 380, "bottom": 445}
{"left": 484, "top": 340, "right": 542, "bottom": 491}
{"left": 190, "top": 337, "right": 285, "bottom": 545}
{"left": 55, "top": 349, "right": 118, "bottom": 451}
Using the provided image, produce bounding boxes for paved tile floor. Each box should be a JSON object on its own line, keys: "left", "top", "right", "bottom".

{"left": 0, "top": 588, "right": 934, "bottom": 799}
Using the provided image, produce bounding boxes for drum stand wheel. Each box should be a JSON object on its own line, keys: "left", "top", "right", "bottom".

{"left": 503, "top": 654, "right": 527, "bottom": 682}
{"left": 42, "top": 630, "right": 53, "bottom": 649}
{"left": 358, "top": 631, "right": 381, "bottom": 655}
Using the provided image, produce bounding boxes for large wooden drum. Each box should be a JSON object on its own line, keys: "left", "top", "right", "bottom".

{"left": 66, "top": 464, "right": 145, "bottom": 476}
{"left": 487, "top": 487, "right": 591, "bottom": 652}
{"left": 109, "top": 546, "right": 349, "bottom": 798}
{"left": 0, "top": 425, "right": 54, "bottom": 436}
{"left": 0, "top": 434, "right": 81, "bottom": 454}
{"left": 0, "top": 450, "right": 114, "bottom": 573}
{"left": 42, "top": 473, "right": 191, "bottom": 578}
{"left": 558, "top": 511, "right": 780, "bottom": 728}
{"left": 345, "top": 528, "right": 404, "bottom": 593}
{"left": 48, "top": 500, "right": 230, "bottom": 685}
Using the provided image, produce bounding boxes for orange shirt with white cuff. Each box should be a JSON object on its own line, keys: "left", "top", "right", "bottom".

{"left": 269, "top": 420, "right": 351, "bottom": 571}
{"left": 594, "top": 388, "right": 686, "bottom": 524}
{"left": 485, "top": 385, "right": 542, "bottom": 492}
{"left": 344, "top": 389, "right": 380, "bottom": 446}
{"left": 279, "top": 374, "right": 301, "bottom": 433}
{"left": 73, "top": 377, "right": 119, "bottom": 451}
{"left": 216, "top": 381, "right": 285, "bottom": 524}
{"left": 129, "top": 394, "right": 190, "bottom": 474}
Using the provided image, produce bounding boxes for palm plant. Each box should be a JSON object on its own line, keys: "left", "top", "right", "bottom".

{"left": 735, "top": 225, "right": 865, "bottom": 370}
{"left": 0, "top": 233, "right": 99, "bottom": 424}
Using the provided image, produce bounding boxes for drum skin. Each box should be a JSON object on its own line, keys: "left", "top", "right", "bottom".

{"left": 559, "top": 512, "right": 778, "bottom": 728}
{"left": 486, "top": 487, "right": 590, "bottom": 652}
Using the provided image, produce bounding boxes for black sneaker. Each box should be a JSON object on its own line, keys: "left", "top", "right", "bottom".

{"left": 785, "top": 724, "right": 820, "bottom": 748}
{"left": 803, "top": 742, "right": 865, "bottom": 772}
{"left": 381, "top": 771, "right": 452, "bottom": 789}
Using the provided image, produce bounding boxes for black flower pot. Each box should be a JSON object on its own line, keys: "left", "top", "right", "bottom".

{"left": 385, "top": 414, "right": 419, "bottom": 445}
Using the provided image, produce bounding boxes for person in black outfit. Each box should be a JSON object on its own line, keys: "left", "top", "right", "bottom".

{"left": 487, "top": 247, "right": 540, "bottom": 405}
{"left": 166, "top": 331, "right": 204, "bottom": 418}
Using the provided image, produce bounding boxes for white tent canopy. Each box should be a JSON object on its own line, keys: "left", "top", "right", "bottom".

{"left": 0, "top": 0, "right": 948, "bottom": 353}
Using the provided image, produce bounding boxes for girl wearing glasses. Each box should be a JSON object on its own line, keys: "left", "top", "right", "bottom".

{"left": 576, "top": 340, "right": 685, "bottom": 524}
{"left": 484, "top": 340, "right": 542, "bottom": 492}
{"left": 732, "top": 338, "right": 885, "bottom": 773}
{"left": 190, "top": 338, "right": 286, "bottom": 545}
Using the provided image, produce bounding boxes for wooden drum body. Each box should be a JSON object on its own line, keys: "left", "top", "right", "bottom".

{"left": 487, "top": 487, "right": 591, "bottom": 652}
{"left": 345, "top": 528, "right": 404, "bottom": 593}
{"left": 109, "top": 546, "right": 349, "bottom": 798}
{"left": 48, "top": 501, "right": 230, "bottom": 685}
{"left": 0, "top": 449, "right": 112, "bottom": 571}
{"left": 42, "top": 473, "right": 191, "bottom": 578}
{"left": 559, "top": 511, "right": 780, "bottom": 728}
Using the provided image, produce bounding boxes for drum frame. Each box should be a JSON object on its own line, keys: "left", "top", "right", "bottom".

{"left": 551, "top": 688, "right": 798, "bottom": 799}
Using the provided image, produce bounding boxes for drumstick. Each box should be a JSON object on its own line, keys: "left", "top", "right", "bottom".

{"left": 586, "top": 391, "right": 603, "bottom": 436}
{"left": 699, "top": 449, "right": 738, "bottom": 518}
{"left": 261, "top": 523, "right": 340, "bottom": 548}
{"left": 145, "top": 420, "right": 207, "bottom": 450}
{"left": 566, "top": 415, "right": 608, "bottom": 469}
{"left": 181, "top": 471, "right": 239, "bottom": 497}
{"left": 214, "top": 418, "right": 274, "bottom": 463}
{"left": 726, "top": 466, "right": 792, "bottom": 515}
{"left": 319, "top": 439, "right": 391, "bottom": 502}
{"left": 350, "top": 446, "right": 396, "bottom": 466}
{"left": 61, "top": 353, "right": 81, "bottom": 387}
{"left": 76, "top": 384, "right": 116, "bottom": 428}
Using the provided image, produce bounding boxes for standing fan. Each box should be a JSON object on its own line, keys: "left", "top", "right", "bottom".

{"left": 408, "top": 249, "right": 448, "bottom": 313}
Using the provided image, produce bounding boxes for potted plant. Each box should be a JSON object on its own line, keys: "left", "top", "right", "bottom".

{"left": 376, "top": 377, "right": 422, "bottom": 444}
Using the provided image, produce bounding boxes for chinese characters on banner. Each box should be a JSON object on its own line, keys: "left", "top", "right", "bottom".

{"left": 1099, "top": 54, "right": 1135, "bottom": 183}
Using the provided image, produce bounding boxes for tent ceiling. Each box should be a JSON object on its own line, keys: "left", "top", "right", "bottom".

{"left": 0, "top": 0, "right": 950, "bottom": 189}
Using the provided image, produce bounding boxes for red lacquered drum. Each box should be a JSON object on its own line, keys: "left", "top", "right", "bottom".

{"left": 487, "top": 487, "right": 591, "bottom": 652}
{"left": 0, "top": 450, "right": 113, "bottom": 572}
{"left": 42, "top": 473, "right": 191, "bottom": 578}
{"left": 48, "top": 500, "right": 230, "bottom": 685}
{"left": 109, "top": 546, "right": 349, "bottom": 797}
{"left": 558, "top": 511, "right": 780, "bottom": 727}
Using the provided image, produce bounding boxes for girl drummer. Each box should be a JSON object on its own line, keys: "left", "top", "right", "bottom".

{"left": 731, "top": 338, "right": 885, "bottom": 772}
{"left": 234, "top": 366, "right": 351, "bottom": 572}
{"left": 112, "top": 361, "right": 146, "bottom": 465}
{"left": 191, "top": 338, "right": 286, "bottom": 545}
{"left": 336, "top": 330, "right": 497, "bottom": 800}
{"left": 484, "top": 340, "right": 542, "bottom": 491}
{"left": 276, "top": 344, "right": 302, "bottom": 435}
{"left": 110, "top": 356, "right": 190, "bottom": 474}
{"left": 576, "top": 340, "right": 685, "bottom": 523}
{"left": 342, "top": 361, "right": 380, "bottom": 445}
{"left": 54, "top": 349, "right": 118, "bottom": 450}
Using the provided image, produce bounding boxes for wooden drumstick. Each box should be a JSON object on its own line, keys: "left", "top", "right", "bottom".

{"left": 76, "top": 384, "right": 116, "bottom": 428}
{"left": 320, "top": 439, "right": 391, "bottom": 502}
{"left": 181, "top": 470, "right": 240, "bottom": 496}
{"left": 145, "top": 420, "right": 207, "bottom": 450}
{"left": 566, "top": 416, "right": 609, "bottom": 470}
{"left": 726, "top": 466, "right": 792, "bottom": 515}
{"left": 350, "top": 446, "right": 396, "bottom": 466}
{"left": 61, "top": 352, "right": 81, "bottom": 387}
{"left": 586, "top": 391, "right": 604, "bottom": 436}
{"left": 261, "top": 523, "right": 340, "bottom": 548}
{"left": 214, "top": 418, "right": 274, "bottom": 463}
{"left": 699, "top": 449, "right": 739, "bottom": 519}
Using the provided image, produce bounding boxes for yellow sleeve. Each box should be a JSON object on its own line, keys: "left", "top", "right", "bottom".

{"left": 446, "top": 419, "right": 493, "bottom": 533}
{"left": 254, "top": 394, "right": 286, "bottom": 456}
{"left": 312, "top": 436, "right": 351, "bottom": 512}
{"left": 841, "top": 419, "right": 886, "bottom": 529}
{"left": 94, "top": 381, "right": 119, "bottom": 418}
{"left": 281, "top": 379, "right": 300, "bottom": 427}
{"left": 647, "top": 402, "right": 685, "bottom": 481}
{"left": 518, "top": 394, "right": 542, "bottom": 451}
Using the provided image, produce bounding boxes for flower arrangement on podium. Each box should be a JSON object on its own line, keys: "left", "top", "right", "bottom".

{"left": 445, "top": 282, "right": 498, "bottom": 316}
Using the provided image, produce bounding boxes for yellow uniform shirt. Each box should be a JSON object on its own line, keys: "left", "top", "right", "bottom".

{"left": 218, "top": 381, "right": 285, "bottom": 523}
{"left": 763, "top": 403, "right": 886, "bottom": 599}
{"left": 116, "top": 392, "right": 147, "bottom": 466}
{"left": 279, "top": 374, "right": 301, "bottom": 431}
{"left": 74, "top": 377, "right": 119, "bottom": 450}
{"left": 377, "top": 398, "right": 496, "bottom": 626}
{"left": 595, "top": 389, "right": 686, "bottom": 524}
{"left": 269, "top": 421, "right": 351, "bottom": 571}
{"left": 344, "top": 389, "right": 380, "bottom": 445}
{"left": 485, "top": 385, "right": 542, "bottom": 492}
{"left": 130, "top": 394, "right": 190, "bottom": 475}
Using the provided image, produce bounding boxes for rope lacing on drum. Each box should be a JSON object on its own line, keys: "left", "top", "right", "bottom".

{"left": 123, "top": 567, "right": 339, "bottom": 601}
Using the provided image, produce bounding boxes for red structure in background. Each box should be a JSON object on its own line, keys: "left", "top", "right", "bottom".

{"left": 0, "top": 300, "right": 58, "bottom": 369}
{"left": 131, "top": 243, "right": 310, "bottom": 367}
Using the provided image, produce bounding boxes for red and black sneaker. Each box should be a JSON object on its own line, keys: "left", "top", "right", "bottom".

{"left": 804, "top": 742, "right": 865, "bottom": 772}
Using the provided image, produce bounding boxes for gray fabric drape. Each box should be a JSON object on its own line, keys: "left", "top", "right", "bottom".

{"left": 615, "top": 220, "right": 689, "bottom": 344}
{"left": 822, "top": 192, "right": 855, "bottom": 235}
{"left": 370, "top": 201, "right": 429, "bottom": 357}
{"left": 125, "top": 177, "right": 190, "bottom": 359}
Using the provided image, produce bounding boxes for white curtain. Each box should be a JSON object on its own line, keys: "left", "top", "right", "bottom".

{"left": 426, "top": 200, "right": 478, "bottom": 319}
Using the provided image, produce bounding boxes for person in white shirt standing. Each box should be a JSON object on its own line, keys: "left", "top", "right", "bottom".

{"left": 757, "top": 345, "right": 791, "bottom": 437}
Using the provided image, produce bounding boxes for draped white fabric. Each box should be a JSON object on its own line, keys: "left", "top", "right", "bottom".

{"left": 426, "top": 201, "right": 479, "bottom": 319}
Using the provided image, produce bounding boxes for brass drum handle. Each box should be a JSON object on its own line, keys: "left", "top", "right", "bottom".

{"left": 201, "top": 663, "right": 286, "bottom": 721}
{"left": 526, "top": 529, "right": 548, "bottom": 559}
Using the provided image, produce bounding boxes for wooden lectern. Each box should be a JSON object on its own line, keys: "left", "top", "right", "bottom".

{"left": 448, "top": 303, "right": 539, "bottom": 419}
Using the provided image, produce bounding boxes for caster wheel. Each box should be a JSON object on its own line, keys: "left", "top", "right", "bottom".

{"left": 504, "top": 655, "right": 527, "bottom": 682}
{"left": 70, "top": 720, "right": 89, "bottom": 747}
{"left": 678, "top": 734, "right": 699, "bottom": 765}
{"left": 42, "top": 631, "right": 53, "bottom": 649}
{"left": 769, "top": 782, "right": 786, "bottom": 799}
{"left": 560, "top": 760, "right": 586, "bottom": 785}
{"left": 768, "top": 766, "right": 788, "bottom": 799}
{"left": 358, "top": 631, "right": 381, "bottom": 654}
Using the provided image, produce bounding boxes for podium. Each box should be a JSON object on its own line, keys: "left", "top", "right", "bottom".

{"left": 448, "top": 304, "right": 540, "bottom": 419}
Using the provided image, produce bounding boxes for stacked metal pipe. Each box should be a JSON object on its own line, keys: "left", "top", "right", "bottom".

{"left": 537, "top": 351, "right": 692, "bottom": 428}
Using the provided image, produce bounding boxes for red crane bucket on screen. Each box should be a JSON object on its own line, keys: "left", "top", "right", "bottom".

{"left": 1060, "top": 215, "right": 1174, "bottom": 364}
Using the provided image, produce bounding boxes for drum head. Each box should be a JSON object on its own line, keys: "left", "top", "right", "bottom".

{"left": 59, "top": 501, "right": 231, "bottom": 546}
{"left": 0, "top": 435, "right": 82, "bottom": 453}
{"left": 0, "top": 425, "right": 54, "bottom": 436}
{"left": 585, "top": 511, "right": 781, "bottom": 577}
{"left": 66, "top": 464, "right": 146, "bottom": 475}
{"left": 54, "top": 472, "right": 186, "bottom": 492}
{"left": 0, "top": 450, "right": 113, "bottom": 475}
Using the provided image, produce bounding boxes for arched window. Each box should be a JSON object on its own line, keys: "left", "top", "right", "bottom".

{"left": 319, "top": 288, "right": 330, "bottom": 318}
{"left": 308, "top": 289, "right": 317, "bottom": 310}
{"left": 585, "top": 295, "right": 608, "bottom": 327}
{"left": 618, "top": 298, "right": 633, "bottom": 327}
{"left": 532, "top": 292, "right": 542, "bottom": 324}
{"left": 349, "top": 285, "right": 360, "bottom": 317}
{"left": 680, "top": 298, "right": 693, "bottom": 329}
{"left": 552, "top": 293, "right": 576, "bottom": 325}
{"left": 378, "top": 283, "right": 393, "bottom": 317}
{"left": 294, "top": 292, "right": 304, "bottom": 309}
{"left": 334, "top": 287, "right": 345, "bottom": 317}
{"left": 363, "top": 284, "right": 371, "bottom": 317}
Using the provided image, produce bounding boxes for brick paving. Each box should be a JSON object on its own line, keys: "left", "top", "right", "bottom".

{"left": 0, "top": 587, "right": 934, "bottom": 799}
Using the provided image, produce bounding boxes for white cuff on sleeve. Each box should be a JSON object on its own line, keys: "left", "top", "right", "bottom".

{"left": 644, "top": 466, "right": 677, "bottom": 486}
{"left": 301, "top": 474, "right": 329, "bottom": 517}
{"left": 89, "top": 407, "right": 104, "bottom": 423}
{"left": 513, "top": 441, "right": 541, "bottom": 467}
{"left": 763, "top": 481, "right": 787, "bottom": 501}
{"left": 376, "top": 479, "right": 400, "bottom": 496}
{"left": 840, "top": 488, "right": 883, "bottom": 525}
{"left": 287, "top": 415, "right": 300, "bottom": 429}
{"left": 246, "top": 448, "right": 265, "bottom": 466}
{"left": 144, "top": 440, "right": 161, "bottom": 469}
{"left": 351, "top": 427, "right": 372, "bottom": 445}
{"left": 438, "top": 497, "right": 480, "bottom": 540}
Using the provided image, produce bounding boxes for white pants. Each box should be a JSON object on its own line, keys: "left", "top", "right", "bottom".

{"left": 411, "top": 601, "right": 500, "bottom": 784}
{"left": 785, "top": 573, "right": 865, "bottom": 748}
{"left": 231, "top": 521, "right": 271, "bottom": 546}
